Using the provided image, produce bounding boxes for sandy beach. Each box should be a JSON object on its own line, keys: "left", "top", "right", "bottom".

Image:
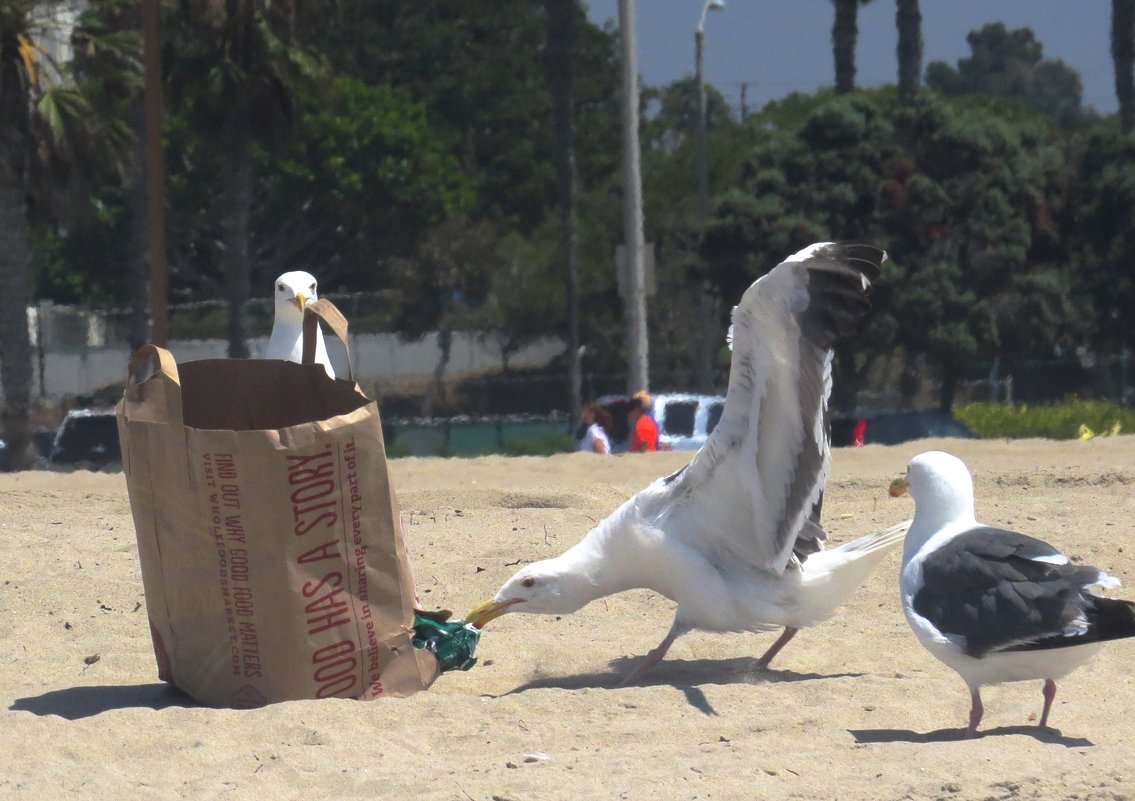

{"left": 3, "top": 437, "right": 1134, "bottom": 800}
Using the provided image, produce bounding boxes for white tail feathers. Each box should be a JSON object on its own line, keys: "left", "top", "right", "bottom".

{"left": 829, "top": 519, "right": 912, "bottom": 555}
{"left": 1094, "top": 571, "right": 1122, "bottom": 590}
{"left": 793, "top": 519, "right": 912, "bottom": 626}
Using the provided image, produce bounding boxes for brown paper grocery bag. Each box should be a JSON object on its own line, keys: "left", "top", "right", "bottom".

{"left": 116, "top": 300, "right": 438, "bottom": 707}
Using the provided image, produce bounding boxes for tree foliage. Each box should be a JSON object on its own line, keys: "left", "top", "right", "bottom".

{"left": 1, "top": 0, "right": 133, "bottom": 467}
{"left": 256, "top": 77, "right": 473, "bottom": 284}
{"left": 8, "top": 9, "right": 1135, "bottom": 428}
{"left": 704, "top": 89, "right": 1086, "bottom": 410}
{"left": 926, "top": 23, "right": 1087, "bottom": 127}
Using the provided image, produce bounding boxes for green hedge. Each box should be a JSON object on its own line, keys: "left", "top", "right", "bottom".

{"left": 954, "top": 400, "right": 1135, "bottom": 440}
{"left": 382, "top": 432, "right": 574, "bottom": 458}
{"left": 498, "top": 433, "right": 575, "bottom": 457}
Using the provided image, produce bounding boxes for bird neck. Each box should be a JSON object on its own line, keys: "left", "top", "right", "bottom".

{"left": 903, "top": 492, "right": 977, "bottom": 559}
{"left": 558, "top": 499, "right": 655, "bottom": 600}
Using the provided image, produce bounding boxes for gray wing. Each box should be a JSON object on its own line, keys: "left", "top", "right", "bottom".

{"left": 914, "top": 526, "right": 1133, "bottom": 657}
{"left": 660, "top": 242, "right": 884, "bottom": 574}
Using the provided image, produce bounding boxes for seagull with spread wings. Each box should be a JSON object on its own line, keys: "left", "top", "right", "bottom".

{"left": 467, "top": 242, "right": 909, "bottom": 684}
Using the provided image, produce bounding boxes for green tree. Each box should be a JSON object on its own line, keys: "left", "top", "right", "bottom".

{"left": 704, "top": 90, "right": 1075, "bottom": 411}
{"left": 385, "top": 217, "right": 500, "bottom": 416}
{"left": 1063, "top": 125, "right": 1135, "bottom": 353}
{"left": 545, "top": 0, "right": 583, "bottom": 415}
{"left": 1113, "top": 0, "right": 1135, "bottom": 133}
{"left": 1, "top": 2, "right": 130, "bottom": 469}
{"left": 886, "top": 97, "right": 1073, "bottom": 407}
{"left": 642, "top": 76, "right": 732, "bottom": 153}
{"left": 926, "top": 23, "right": 1086, "bottom": 127}
{"left": 315, "top": 1, "right": 620, "bottom": 235}
{"left": 0, "top": 3, "right": 37, "bottom": 469}
{"left": 71, "top": 0, "right": 148, "bottom": 346}
{"left": 255, "top": 77, "right": 472, "bottom": 285}
{"left": 164, "top": 0, "right": 321, "bottom": 357}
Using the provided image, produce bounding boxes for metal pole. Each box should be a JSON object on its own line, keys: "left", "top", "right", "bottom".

{"left": 617, "top": 0, "right": 649, "bottom": 394}
{"left": 696, "top": 26, "right": 709, "bottom": 219}
{"left": 142, "top": 0, "right": 168, "bottom": 346}
{"left": 693, "top": 1, "right": 720, "bottom": 393}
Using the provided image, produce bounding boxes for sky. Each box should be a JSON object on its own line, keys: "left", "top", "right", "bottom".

{"left": 584, "top": 1, "right": 1116, "bottom": 114}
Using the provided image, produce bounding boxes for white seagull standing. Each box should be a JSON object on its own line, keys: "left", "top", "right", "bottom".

{"left": 468, "top": 242, "right": 910, "bottom": 684}
{"left": 266, "top": 270, "right": 334, "bottom": 379}
{"left": 890, "top": 451, "right": 1135, "bottom": 737}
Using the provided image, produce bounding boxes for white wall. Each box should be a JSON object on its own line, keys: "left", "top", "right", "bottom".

{"left": 3, "top": 304, "right": 563, "bottom": 403}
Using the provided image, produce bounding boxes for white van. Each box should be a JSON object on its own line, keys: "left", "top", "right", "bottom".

{"left": 598, "top": 392, "right": 726, "bottom": 453}
{"left": 653, "top": 393, "right": 726, "bottom": 451}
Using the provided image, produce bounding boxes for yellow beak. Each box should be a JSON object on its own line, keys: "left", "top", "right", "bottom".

{"left": 465, "top": 598, "right": 522, "bottom": 629}
{"left": 291, "top": 292, "right": 307, "bottom": 310}
{"left": 889, "top": 477, "right": 909, "bottom": 498}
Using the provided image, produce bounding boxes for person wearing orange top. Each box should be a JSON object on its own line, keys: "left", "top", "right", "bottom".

{"left": 627, "top": 392, "right": 659, "bottom": 453}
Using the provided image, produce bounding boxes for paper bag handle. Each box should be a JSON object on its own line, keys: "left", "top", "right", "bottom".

{"left": 123, "top": 344, "right": 184, "bottom": 424}
{"left": 303, "top": 298, "right": 354, "bottom": 380}
{"left": 128, "top": 344, "right": 181, "bottom": 387}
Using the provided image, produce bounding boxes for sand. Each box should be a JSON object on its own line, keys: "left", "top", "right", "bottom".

{"left": 3, "top": 437, "right": 1135, "bottom": 800}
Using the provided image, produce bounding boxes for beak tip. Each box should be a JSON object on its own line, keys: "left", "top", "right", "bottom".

{"left": 465, "top": 598, "right": 520, "bottom": 628}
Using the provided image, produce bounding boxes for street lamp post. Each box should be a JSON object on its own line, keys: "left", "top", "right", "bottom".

{"left": 696, "top": 0, "right": 724, "bottom": 219}
{"left": 694, "top": 0, "right": 724, "bottom": 392}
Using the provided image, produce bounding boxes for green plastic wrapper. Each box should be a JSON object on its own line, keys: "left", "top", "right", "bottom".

{"left": 412, "top": 612, "right": 481, "bottom": 672}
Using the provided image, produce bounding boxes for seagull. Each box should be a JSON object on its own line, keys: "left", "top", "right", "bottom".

{"left": 266, "top": 270, "right": 334, "bottom": 378}
{"left": 890, "top": 450, "right": 1135, "bottom": 737}
{"left": 467, "top": 242, "right": 910, "bottom": 684}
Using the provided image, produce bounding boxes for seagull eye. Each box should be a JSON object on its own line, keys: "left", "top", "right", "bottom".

{"left": 276, "top": 283, "right": 284, "bottom": 292}
{"left": 522, "top": 577, "right": 535, "bottom": 588}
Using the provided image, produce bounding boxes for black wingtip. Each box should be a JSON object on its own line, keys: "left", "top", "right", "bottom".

{"left": 1088, "top": 596, "right": 1135, "bottom": 643}
{"left": 800, "top": 241, "right": 886, "bottom": 349}
{"left": 833, "top": 242, "right": 888, "bottom": 283}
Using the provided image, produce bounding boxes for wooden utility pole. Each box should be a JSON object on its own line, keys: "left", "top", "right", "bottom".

{"left": 617, "top": 0, "right": 649, "bottom": 394}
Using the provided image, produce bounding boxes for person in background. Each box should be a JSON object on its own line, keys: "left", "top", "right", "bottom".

{"left": 578, "top": 401, "right": 613, "bottom": 455}
{"left": 627, "top": 391, "right": 659, "bottom": 453}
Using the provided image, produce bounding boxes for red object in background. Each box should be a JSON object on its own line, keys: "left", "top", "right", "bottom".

{"left": 852, "top": 418, "right": 867, "bottom": 447}
{"left": 631, "top": 415, "right": 659, "bottom": 452}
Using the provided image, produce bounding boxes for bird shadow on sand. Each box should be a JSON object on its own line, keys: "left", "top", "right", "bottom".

{"left": 11, "top": 683, "right": 196, "bottom": 721}
{"left": 497, "top": 656, "right": 865, "bottom": 716}
{"left": 848, "top": 725, "right": 1094, "bottom": 748}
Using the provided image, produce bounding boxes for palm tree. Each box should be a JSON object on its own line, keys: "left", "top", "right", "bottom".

{"left": 0, "top": 3, "right": 37, "bottom": 470}
{"left": 1113, "top": 0, "right": 1135, "bottom": 133}
{"left": 896, "top": 0, "right": 922, "bottom": 105}
{"left": 831, "top": 0, "right": 874, "bottom": 94}
{"left": 166, "top": 0, "right": 319, "bottom": 358}
{"left": 0, "top": 3, "right": 129, "bottom": 470}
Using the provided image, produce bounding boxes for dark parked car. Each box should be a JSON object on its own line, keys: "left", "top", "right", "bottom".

{"left": 50, "top": 409, "right": 121, "bottom": 467}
